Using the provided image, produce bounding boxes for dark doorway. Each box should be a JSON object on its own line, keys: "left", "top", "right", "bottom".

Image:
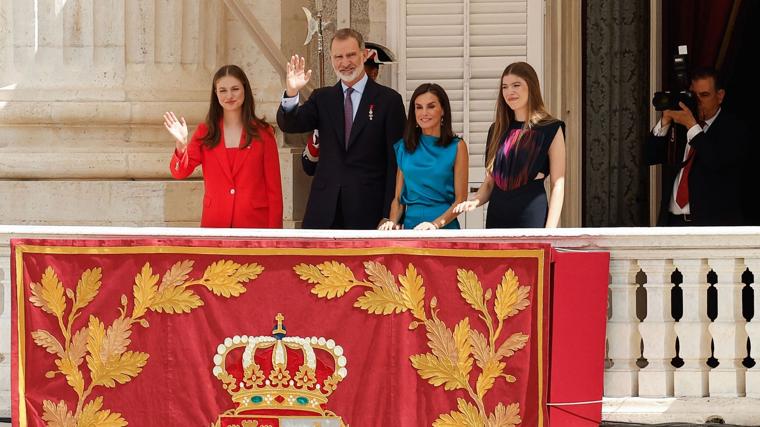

{"left": 582, "top": 0, "right": 760, "bottom": 227}
{"left": 660, "top": 0, "right": 760, "bottom": 224}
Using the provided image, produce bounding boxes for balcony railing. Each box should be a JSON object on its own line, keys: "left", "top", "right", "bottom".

{"left": 1, "top": 225, "right": 759, "bottom": 424}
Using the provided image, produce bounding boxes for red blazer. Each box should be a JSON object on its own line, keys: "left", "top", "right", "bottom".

{"left": 170, "top": 122, "right": 283, "bottom": 228}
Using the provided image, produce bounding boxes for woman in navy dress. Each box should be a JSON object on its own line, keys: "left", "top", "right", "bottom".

{"left": 378, "top": 83, "right": 469, "bottom": 230}
{"left": 455, "top": 62, "right": 566, "bottom": 228}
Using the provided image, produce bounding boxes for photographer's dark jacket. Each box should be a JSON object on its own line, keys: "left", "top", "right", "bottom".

{"left": 646, "top": 110, "right": 749, "bottom": 225}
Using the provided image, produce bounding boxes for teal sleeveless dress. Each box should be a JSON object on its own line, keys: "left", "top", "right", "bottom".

{"left": 394, "top": 135, "right": 460, "bottom": 229}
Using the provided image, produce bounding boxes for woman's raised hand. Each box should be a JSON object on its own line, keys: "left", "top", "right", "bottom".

{"left": 163, "top": 112, "right": 188, "bottom": 152}
{"left": 286, "top": 55, "right": 312, "bottom": 97}
{"left": 453, "top": 199, "right": 479, "bottom": 214}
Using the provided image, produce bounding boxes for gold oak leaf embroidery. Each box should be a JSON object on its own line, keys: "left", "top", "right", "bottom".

{"left": 486, "top": 402, "right": 522, "bottom": 427}
{"left": 433, "top": 398, "right": 482, "bottom": 427}
{"left": 295, "top": 261, "right": 533, "bottom": 425}
{"left": 294, "top": 261, "right": 366, "bottom": 298}
{"left": 30, "top": 259, "right": 261, "bottom": 426}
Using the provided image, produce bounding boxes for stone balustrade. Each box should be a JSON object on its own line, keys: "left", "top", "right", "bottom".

{"left": 1, "top": 225, "right": 759, "bottom": 423}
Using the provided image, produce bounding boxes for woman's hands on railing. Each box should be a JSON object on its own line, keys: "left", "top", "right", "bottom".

{"left": 413, "top": 221, "right": 439, "bottom": 230}
{"left": 453, "top": 199, "right": 480, "bottom": 214}
{"left": 378, "top": 219, "right": 401, "bottom": 230}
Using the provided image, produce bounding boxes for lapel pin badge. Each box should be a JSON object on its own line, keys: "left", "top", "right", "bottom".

{"left": 369, "top": 104, "right": 374, "bottom": 121}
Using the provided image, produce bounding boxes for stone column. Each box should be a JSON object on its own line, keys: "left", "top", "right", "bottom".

{"left": 605, "top": 259, "right": 642, "bottom": 396}
{"left": 707, "top": 258, "right": 748, "bottom": 396}
{"left": 637, "top": 259, "right": 676, "bottom": 397}
{"left": 1, "top": 0, "right": 225, "bottom": 227}
{"left": 672, "top": 258, "right": 710, "bottom": 396}
{"left": 745, "top": 258, "right": 760, "bottom": 398}
{"left": 0, "top": 0, "right": 309, "bottom": 227}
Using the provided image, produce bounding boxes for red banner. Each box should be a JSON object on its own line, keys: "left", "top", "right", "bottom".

{"left": 12, "top": 238, "right": 551, "bottom": 426}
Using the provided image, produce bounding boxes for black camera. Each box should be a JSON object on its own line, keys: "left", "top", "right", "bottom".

{"left": 652, "top": 45, "right": 697, "bottom": 113}
{"left": 652, "top": 90, "right": 694, "bottom": 111}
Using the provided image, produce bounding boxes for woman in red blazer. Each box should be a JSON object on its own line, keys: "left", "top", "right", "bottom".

{"left": 163, "top": 65, "right": 283, "bottom": 228}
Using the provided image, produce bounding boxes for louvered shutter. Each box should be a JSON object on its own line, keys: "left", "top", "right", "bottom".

{"left": 468, "top": 0, "right": 531, "bottom": 182}
{"left": 404, "top": 0, "right": 466, "bottom": 136}
{"left": 401, "top": 0, "right": 541, "bottom": 228}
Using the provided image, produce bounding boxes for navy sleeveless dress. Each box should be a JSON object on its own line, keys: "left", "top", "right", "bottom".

{"left": 486, "top": 120, "right": 565, "bottom": 228}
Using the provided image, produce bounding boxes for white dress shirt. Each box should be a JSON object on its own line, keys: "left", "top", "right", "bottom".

{"left": 280, "top": 73, "right": 369, "bottom": 121}
{"left": 652, "top": 108, "right": 720, "bottom": 215}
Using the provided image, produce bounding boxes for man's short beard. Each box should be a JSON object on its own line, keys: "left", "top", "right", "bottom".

{"left": 335, "top": 66, "right": 362, "bottom": 83}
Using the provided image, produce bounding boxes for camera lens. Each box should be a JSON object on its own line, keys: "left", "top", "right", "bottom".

{"left": 652, "top": 91, "right": 673, "bottom": 111}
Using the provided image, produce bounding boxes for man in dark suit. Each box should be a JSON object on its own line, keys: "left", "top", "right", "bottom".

{"left": 277, "top": 28, "right": 405, "bottom": 229}
{"left": 646, "top": 67, "right": 749, "bottom": 226}
{"left": 299, "top": 41, "right": 396, "bottom": 178}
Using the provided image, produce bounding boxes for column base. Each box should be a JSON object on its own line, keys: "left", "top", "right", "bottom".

{"left": 744, "top": 369, "right": 760, "bottom": 398}
{"left": 709, "top": 368, "right": 747, "bottom": 397}
{"left": 605, "top": 369, "right": 639, "bottom": 397}
{"left": 638, "top": 369, "right": 674, "bottom": 397}
{"left": 278, "top": 147, "right": 311, "bottom": 228}
{"left": 674, "top": 369, "right": 708, "bottom": 397}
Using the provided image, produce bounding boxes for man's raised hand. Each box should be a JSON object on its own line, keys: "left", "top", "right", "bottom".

{"left": 286, "top": 54, "right": 312, "bottom": 97}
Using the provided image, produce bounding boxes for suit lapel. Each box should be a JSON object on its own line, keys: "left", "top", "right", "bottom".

{"left": 231, "top": 129, "right": 252, "bottom": 178}
{"left": 325, "top": 82, "right": 347, "bottom": 149}
{"left": 212, "top": 123, "right": 234, "bottom": 183}
{"left": 679, "top": 112, "right": 721, "bottom": 167}
{"left": 706, "top": 111, "right": 723, "bottom": 135}
{"left": 347, "top": 78, "right": 378, "bottom": 149}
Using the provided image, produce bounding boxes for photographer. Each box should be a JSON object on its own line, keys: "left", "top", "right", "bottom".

{"left": 647, "top": 67, "right": 749, "bottom": 226}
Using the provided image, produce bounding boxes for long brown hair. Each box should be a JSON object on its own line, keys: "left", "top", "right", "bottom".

{"left": 485, "top": 62, "right": 556, "bottom": 171}
{"left": 402, "top": 83, "right": 456, "bottom": 152}
{"left": 202, "top": 65, "right": 268, "bottom": 149}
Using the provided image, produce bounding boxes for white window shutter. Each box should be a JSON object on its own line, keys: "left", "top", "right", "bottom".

{"left": 401, "top": 0, "right": 537, "bottom": 227}
{"left": 405, "top": 0, "right": 466, "bottom": 137}
{"left": 468, "top": 0, "right": 528, "bottom": 182}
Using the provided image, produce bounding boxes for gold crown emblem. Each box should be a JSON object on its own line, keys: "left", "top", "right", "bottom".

{"left": 213, "top": 313, "right": 348, "bottom": 417}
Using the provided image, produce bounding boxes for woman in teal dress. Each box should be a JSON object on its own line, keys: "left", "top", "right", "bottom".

{"left": 378, "top": 83, "right": 469, "bottom": 230}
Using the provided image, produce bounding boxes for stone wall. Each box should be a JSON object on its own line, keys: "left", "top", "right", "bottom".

{"left": 0, "top": 0, "right": 298, "bottom": 227}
